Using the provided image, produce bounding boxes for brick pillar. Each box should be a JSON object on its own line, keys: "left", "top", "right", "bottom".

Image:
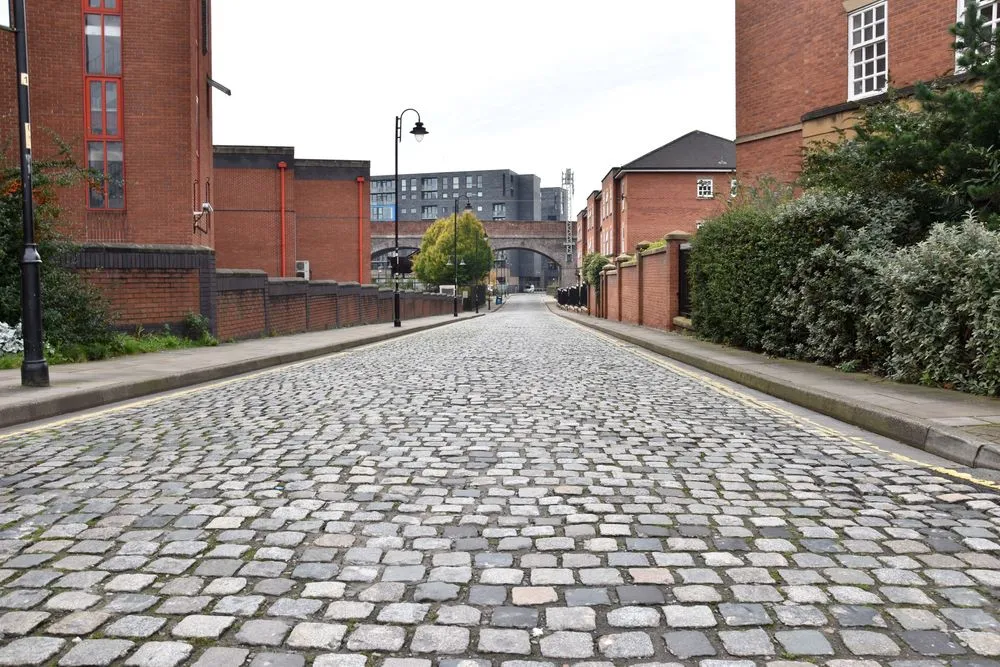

{"left": 664, "top": 231, "right": 692, "bottom": 331}
{"left": 614, "top": 255, "right": 626, "bottom": 322}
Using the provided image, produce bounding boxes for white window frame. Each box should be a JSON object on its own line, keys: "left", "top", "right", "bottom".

{"left": 697, "top": 178, "right": 714, "bottom": 199}
{"left": 956, "top": 0, "right": 999, "bottom": 71}
{"left": 848, "top": 1, "right": 889, "bottom": 102}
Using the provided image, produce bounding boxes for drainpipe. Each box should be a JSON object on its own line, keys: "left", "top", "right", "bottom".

{"left": 357, "top": 176, "right": 365, "bottom": 283}
{"left": 278, "top": 161, "right": 287, "bottom": 277}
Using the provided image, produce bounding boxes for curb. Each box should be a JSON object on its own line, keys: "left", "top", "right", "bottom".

{"left": 554, "top": 307, "right": 1000, "bottom": 472}
{"left": 2, "top": 314, "right": 482, "bottom": 430}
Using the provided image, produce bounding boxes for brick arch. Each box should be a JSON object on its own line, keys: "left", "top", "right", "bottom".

{"left": 371, "top": 220, "right": 577, "bottom": 286}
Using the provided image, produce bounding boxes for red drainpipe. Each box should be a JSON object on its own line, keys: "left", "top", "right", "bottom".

{"left": 278, "top": 161, "right": 287, "bottom": 277}
{"left": 356, "top": 176, "right": 365, "bottom": 283}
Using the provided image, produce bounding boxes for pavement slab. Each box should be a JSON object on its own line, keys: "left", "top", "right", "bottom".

{"left": 0, "top": 296, "right": 999, "bottom": 665}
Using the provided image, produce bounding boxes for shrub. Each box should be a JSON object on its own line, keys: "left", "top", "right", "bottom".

{"left": 876, "top": 215, "right": 1000, "bottom": 394}
{"left": 0, "top": 149, "right": 113, "bottom": 348}
{"left": 582, "top": 252, "right": 610, "bottom": 287}
{"left": 182, "top": 312, "right": 216, "bottom": 344}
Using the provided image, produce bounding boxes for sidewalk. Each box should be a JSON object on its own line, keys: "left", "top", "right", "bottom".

{"left": 554, "top": 306, "right": 1000, "bottom": 471}
{"left": 0, "top": 312, "right": 482, "bottom": 430}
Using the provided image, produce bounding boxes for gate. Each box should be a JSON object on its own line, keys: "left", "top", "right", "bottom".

{"left": 677, "top": 243, "right": 691, "bottom": 318}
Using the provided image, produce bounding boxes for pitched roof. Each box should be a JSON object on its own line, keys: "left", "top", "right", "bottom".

{"left": 619, "top": 130, "right": 735, "bottom": 172}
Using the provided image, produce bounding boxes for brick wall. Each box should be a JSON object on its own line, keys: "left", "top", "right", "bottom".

{"left": 737, "top": 0, "right": 960, "bottom": 184}
{"left": 85, "top": 269, "right": 200, "bottom": 329}
{"left": 640, "top": 249, "right": 669, "bottom": 330}
{"left": 0, "top": 1, "right": 213, "bottom": 247}
{"left": 296, "top": 175, "right": 370, "bottom": 283}
{"left": 214, "top": 272, "right": 449, "bottom": 341}
{"left": 585, "top": 236, "right": 690, "bottom": 333}
{"left": 620, "top": 263, "right": 639, "bottom": 324}
{"left": 621, "top": 172, "right": 729, "bottom": 245}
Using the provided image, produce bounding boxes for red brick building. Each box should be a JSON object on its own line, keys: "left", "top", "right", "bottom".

{"left": 213, "top": 147, "right": 371, "bottom": 284}
{"left": 0, "top": 0, "right": 218, "bottom": 330}
{"left": 578, "top": 131, "right": 735, "bottom": 258}
{"left": 736, "top": 0, "right": 974, "bottom": 183}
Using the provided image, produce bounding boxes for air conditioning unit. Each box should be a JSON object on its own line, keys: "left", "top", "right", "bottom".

{"left": 295, "top": 260, "right": 310, "bottom": 281}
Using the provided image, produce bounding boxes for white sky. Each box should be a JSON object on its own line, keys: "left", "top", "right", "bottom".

{"left": 212, "top": 0, "right": 736, "bottom": 214}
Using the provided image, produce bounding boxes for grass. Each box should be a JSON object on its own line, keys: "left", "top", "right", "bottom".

{"left": 0, "top": 328, "right": 217, "bottom": 370}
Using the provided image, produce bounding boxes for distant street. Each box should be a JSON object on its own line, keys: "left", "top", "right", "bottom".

{"left": 0, "top": 296, "right": 998, "bottom": 666}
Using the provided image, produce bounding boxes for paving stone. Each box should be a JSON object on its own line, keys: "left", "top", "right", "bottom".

{"left": 598, "top": 631, "right": 655, "bottom": 658}
{"left": 410, "top": 625, "right": 470, "bottom": 654}
{"left": 46, "top": 610, "right": 111, "bottom": 635}
{"left": 123, "top": 642, "right": 192, "bottom": 667}
{"left": 0, "top": 610, "right": 50, "bottom": 635}
{"left": 247, "top": 654, "right": 305, "bottom": 667}
{"left": 775, "top": 630, "right": 835, "bottom": 656}
{"left": 345, "top": 624, "right": 406, "bottom": 651}
{"left": 663, "top": 630, "right": 717, "bottom": 659}
{"left": 234, "top": 619, "right": 289, "bottom": 646}
{"left": 546, "top": 606, "right": 596, "bottom": 631}
{"left": 842, "top": 630, "right": 903, "bottom": 656}
{"left": 540, "top": 631, "right": 594, "bottom": 658}
{"left": 190, "top": 647, "right": 249, "bottom": 667}
{"left": 479, "top": 629, "right": 531, "bottom": 655}
{"left": 0, "top": 637, "right": 65, "bottom": 666}
{"left": 58, "top": 639, "right": 134, "bottom": 666}
{"left": 436, "top": 605, "right": 481, "bottom": 626}
{"left": 719, "top": 629, "right": 776, "bottom": 656}
{"left": 104, "top": 614, "right": 166, "bottom": 638}
{"left": 286, "top": 622, "right": 347, "bottom": 649}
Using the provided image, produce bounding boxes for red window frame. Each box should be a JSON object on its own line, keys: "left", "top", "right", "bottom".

{"left": 82, "top": 0, "right": 125, "bottom": 211}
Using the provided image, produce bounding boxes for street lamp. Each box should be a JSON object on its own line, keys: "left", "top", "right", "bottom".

{"left": 393, "top": 108, "right": 428, "bottom": 328}
{"left": 452, "top": 196, "right": 472, "bottom": 317}
{"left": 475, "top": 233, "right": 489, "bottom": 314}
{"left": 10, "top": 0, "right": 48, "bottom": 387}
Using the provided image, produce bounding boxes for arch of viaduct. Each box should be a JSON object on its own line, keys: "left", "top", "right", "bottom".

{"left": 371, "top": 220, "right": 578, "bottom": 286}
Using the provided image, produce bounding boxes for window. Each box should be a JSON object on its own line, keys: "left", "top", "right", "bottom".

{"left": 84, "top": 0, "right": 124, "bottom": 209}
{"left": 477, "top": 175, "right": 483, "bottom": 189}
{"left": 466, "top": 176, "right": 473, "bottom": 189}
{"left": 421, "top": 177, "right": 438, "bottom": 190}
{"left": 410, "top": 178, "right": 416, "bottom": 190}
{"left": 421, "top": 191, "right": 439, "bottom": 200}
{"left": 849, "top": 2, "right": 888, "bottom": 100}
{"left": 477, "top": 192, "right": 483, "bottom": 197}
{"left": 477, "top": 206, "right": 483, "bottom": 212}
{"left": 452, "top": 177, "right": 459, "bottom": 189}
{"left": 401, "top": 179, "right": 407, "bottom": 192}
{"left": 697, "top": 179, "right": 714, "bottom": 199}
{"left": 492, "top": 203, "right": 507, "bottom": 220}
{"left": 421, "top": 206, "right": 437, "bottom": 220}
{"left": 730, "top": 179, "right": 739, "bottom": 198}
{"left": 370, "top": 206, "right": 394, "bottom": 222}
{"left": 442, "top": 178, "right": 449, "bottom": 189}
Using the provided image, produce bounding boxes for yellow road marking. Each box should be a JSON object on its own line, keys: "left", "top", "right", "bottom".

{"left": 573, "top": 322, "right": 1000, "bottom": 492}
{"left": 0, "top": 334, "right": 406, "bottom": 442}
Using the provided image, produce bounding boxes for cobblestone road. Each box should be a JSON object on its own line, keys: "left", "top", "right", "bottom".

{"left": 1, "top": 296, "right": 1000, "bottom": 667}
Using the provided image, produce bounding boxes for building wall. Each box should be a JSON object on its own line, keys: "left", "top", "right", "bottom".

{"left": 295, "top": 162, "right": 371, "bottom": 283}
{"left": 0, "top": 0, "right": 212, "bottom": 247}
{"left": 370, "top": 168, "right": 543, "bottom": 223}
{"left": 599, "top": 172, "right": 621, "bottom": 256}
{"left": 620, "top": 172, "right": 729, "bottom": 248}
{"left": 214, "top": 149, "right": 296, "bottom": 278}
{"left": 736, "top": 0, "right": 961, "bottom": 183}
{"left": 542, "top": 187, "right": 571, "bottom": 221}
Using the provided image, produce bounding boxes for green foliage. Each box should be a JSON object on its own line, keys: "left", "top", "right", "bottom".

{"left": 876, "top": 215, "right": 1000, "bottom": 394}
{"left": 582, "top": 252, "right": 610, "bottom": 287}
{"left": 0, "top": 146, "right": 113, "bottom": 347}
{"left": 182, "top": 312, "right": 216, "bottom": 344}
{"left": 412, "top": 212, "right": 492, "bottom": 287}
{"left": 0, "top": 327, "right": 216, "bottom": 369}
{"left": 801, "top": 2, "right": 1000, "bottom": 237}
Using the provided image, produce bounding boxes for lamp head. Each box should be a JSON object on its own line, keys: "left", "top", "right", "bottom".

{"left": 410, "top": 121, "right": 428, "bottom": 143}
{"left": 460, "top": 259, "right": 466, "bottom": 267}
{"left": 464, "top": 202, "right": 473, "bottom": 212}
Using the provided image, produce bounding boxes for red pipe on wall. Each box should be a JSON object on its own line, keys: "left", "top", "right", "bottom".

{"left": 278, "top": 161, "right": 287, "bottom": 277}
{"left": 357, "top": 176, "right": 365, "bottom": 283}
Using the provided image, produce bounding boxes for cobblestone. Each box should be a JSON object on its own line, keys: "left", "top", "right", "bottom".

{"left": 1, "top": 298, "right": 1000, "bottom": 665}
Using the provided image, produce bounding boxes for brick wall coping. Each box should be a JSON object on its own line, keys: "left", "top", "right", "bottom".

{"left": 217, "top": 268, "right": 267, "bottom": 277}
{"left": 664, "top": 231, "right": 693, "bottom": 241}
{"left": 82, "top": 243, "right": 214, "bottom": 254}
{"left": 640, "top": 246, "right": 668, "bottom": 257}
{"left": 620, "top": 260, "right": 638, "bottom": 268}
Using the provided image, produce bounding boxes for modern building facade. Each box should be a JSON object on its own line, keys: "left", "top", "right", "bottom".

{"left": 736, "top": 0, "right": 972, "bottom": 184}
{"left": 579, "top": 131, "right": 735, "bottom": 259}
{"left": 369, "top": 169, "right": 542, "bottom": 223}
{"left": 541, "top": 186, "right": 571, "bottom": 221}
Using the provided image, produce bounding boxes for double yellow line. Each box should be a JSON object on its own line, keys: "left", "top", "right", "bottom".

{"left": 574, "top": 323, "right": 1000, "bottom": 493}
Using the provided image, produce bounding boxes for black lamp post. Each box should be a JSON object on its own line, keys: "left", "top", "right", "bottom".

{"left": 475, "top": 233, "right": 489, "bottom": 314}
{"left": 393, "top": 109, "right": 427, "bottom": 328}
{"left": 11, "top": 0, "right": 47, "bottom": 387}
{"left": 451, "top": 196, "right": 472, "bottom": 317}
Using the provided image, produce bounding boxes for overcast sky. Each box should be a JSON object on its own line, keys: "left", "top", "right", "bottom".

{"left": 212, "top": 0, "right": 735, "bottom": 214}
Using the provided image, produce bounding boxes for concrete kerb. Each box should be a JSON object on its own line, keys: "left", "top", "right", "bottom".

{"left": 1, "top": 313, "right": 484, "bottom": 430}
{"left": 552, "top": 305, "right": 1000, "bottom": 472}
